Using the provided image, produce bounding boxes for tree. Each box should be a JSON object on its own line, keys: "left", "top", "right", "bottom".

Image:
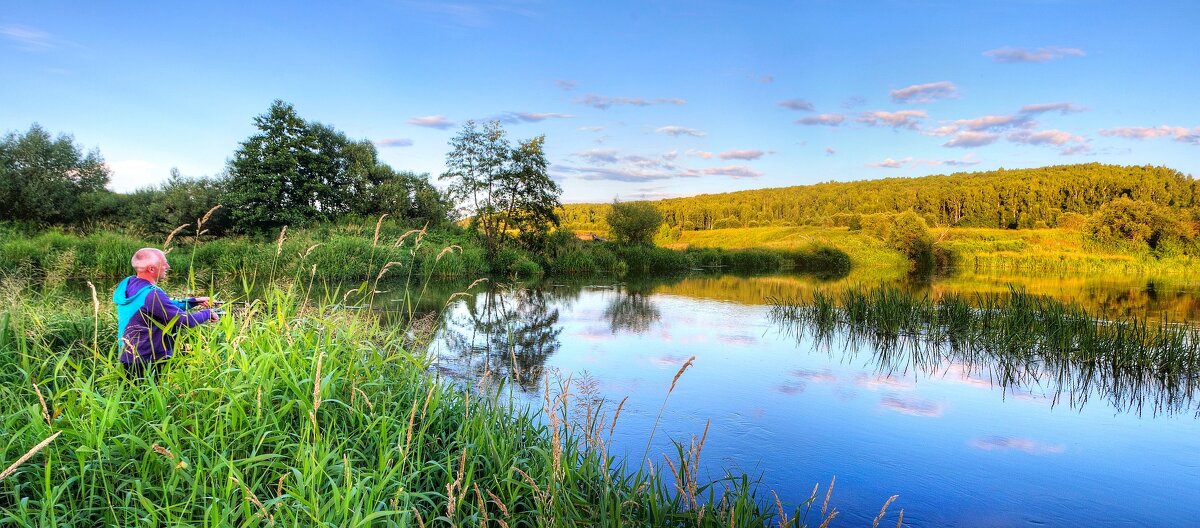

{"left": 225, "top": 101, "right": 377, "bottom": 232}
{"left": 0, "top": 124, "right": 110, "bottom": 225}
{"left": 606, "top": 200, "right": 662, "bottom": 245}
{"left": 1085, "top": 197, "right": 1193, "bottom": 251}
{"left": 440, "top": 121, "right": 562, "bottom": 256}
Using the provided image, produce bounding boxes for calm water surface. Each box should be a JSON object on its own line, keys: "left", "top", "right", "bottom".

{"left": 428, "top": 272, "right": 1200, "bottom": 527}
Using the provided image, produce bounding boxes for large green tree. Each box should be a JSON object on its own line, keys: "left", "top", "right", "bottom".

{"left": 0, "top": 124, "right": 110, "bottom": 225}
{"left": 606, "top": 200, "right": 662, "bottom": 245}
{"left": 225, "top": 101, "right": 381, "bottom": 232}
{"left": 440, "top": 121, "right": 561, "bottom": 256}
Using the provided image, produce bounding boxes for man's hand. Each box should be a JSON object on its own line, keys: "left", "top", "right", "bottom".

{"left": 195, "top": 296, "right": 211, "bottom": 307}
{"left": 210, "top": 311, "right": 220, "bottom": 323}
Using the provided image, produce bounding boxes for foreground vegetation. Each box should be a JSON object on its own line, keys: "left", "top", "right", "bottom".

{"left": 0, "top": 280, "right": 848, "bottom": 527}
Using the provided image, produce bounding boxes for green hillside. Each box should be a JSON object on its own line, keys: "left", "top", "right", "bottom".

{"left": 561, "top": 163, "right": 1197, "bottom": 234}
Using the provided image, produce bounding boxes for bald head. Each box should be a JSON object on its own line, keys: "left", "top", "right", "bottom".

{"left": 131, "top": 248, "right": 166, "bottom": 273}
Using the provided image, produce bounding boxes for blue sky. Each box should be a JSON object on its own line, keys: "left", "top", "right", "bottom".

{"left": 3, "top": 1, "right": 1198, "bottom": 202}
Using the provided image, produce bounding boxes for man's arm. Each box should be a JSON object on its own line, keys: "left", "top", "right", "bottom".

{"left": 147, "top": 290, "right": 213, "bottom": 328}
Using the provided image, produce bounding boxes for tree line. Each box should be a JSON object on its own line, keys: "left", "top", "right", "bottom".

{"left": 562, "top": 163, "right": 1198, "bottom": 233}
{"left": 0, "top": 101, "right": 561, "bottom": 252}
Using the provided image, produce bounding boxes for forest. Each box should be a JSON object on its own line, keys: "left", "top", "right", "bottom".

{"left": 562, "top": 164, "right": 1197, "bottom": 232}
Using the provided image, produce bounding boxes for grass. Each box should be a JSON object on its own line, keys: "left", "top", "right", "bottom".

{"left": 664, "top": 226, "right": 908, "bottom": 274}
{"left": 936, "top": 227, "right": 1200, "bottom": 276}
{"left": 768, "top": 284, "right": 1200, "bottom": 416}
{"left": 0, "top": 274, "right": 847, "bottom": 527}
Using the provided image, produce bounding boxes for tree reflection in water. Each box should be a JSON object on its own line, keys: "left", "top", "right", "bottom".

{"left": 604, "top": 283, "right": 661, "bottom": 334}
{"left": 438, "top": 284, "right": 576, "bottom": 392}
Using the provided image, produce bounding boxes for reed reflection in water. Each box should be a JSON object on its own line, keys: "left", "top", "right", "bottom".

{"left": 768, "top": 285, "right": 1200, "bottom": 417}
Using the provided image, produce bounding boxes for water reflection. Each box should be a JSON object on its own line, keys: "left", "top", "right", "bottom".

{"left": 771, "top": 314, "right": 1200, "bottom": 417}
{"left": 438, "top": 284, "right": 566, "bottom": 392}
{"left": 604, "top": 283, "right": 661, "bottom": 334}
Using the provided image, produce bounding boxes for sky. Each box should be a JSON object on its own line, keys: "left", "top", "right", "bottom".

{"left": 2, "top": 1, "right": 1199, "bottom": 203}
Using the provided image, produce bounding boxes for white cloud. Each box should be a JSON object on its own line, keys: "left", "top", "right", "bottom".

{"left": 718, "top": 149, "right": 765, "bottom": 160}
{"left": 760, "top": 74, "right": 774, "bottom": 84}
{"left": 890, "top": 81, "right": 958, "bottom": 103}
{"left": 578, "top": 125, "right": 604, "bottom": 132}
{"left": 686, "top": 149, "right": 713, "bottom": 159}
{"left": 656, "top": 126, "right": 706, "bottom": 137}
{"left": 662, "top": 149, "right": 678, "bottom": 161}
{"left": 407, "top": 115, "right": 456, "bottom": 129}
{"left": 1020, "top": 102, "right": 1088, "bottom": 115}
{"left": 778, "top": 98, "right": 815, "bottom": 111}
{"left": 984, "top": 46, "right": 1085, "bottom": 63}
{"left": 375, "top": 138, "right": 414, "bottom": 147}
{"left": 0, "top": 25, "right": 55, "bottom": 51}
{"left": 943, "top": 131, "right": 1000, "bottom": 148}
{"left": 825, "top": 147, "right": 836, "bottom": 156}
{"left": 795, "top": 114, "right": 845, "bottom": 126}
{"left": 576, "top": 94, "right": 687, "bottom": 109}
{"left": 554, "top": 79, "right": 578, "bottom": 91}
{"left": 858, "top": 110, "right": 927, "bottom": 129}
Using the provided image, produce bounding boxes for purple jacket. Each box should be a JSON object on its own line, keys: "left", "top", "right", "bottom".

{"left": 113, "top": 276, "right": 212, "bottom": 365}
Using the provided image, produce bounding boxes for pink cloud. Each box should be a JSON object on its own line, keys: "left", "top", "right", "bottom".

{"left": 796, "top": 113, "right": 845, "bottom": 126}
{"left": 890, "top": 81, "right": 958, "bottom": 103}
{"left": 718, "top": 149, "right": 766, "bottom": 160}
{"left": 858, "top": 110, "right": 927, "bottom": 129}
{"left": 866, "top": 157, "right": 906, "bottom": 169}
{"left": 656, "top": 126, "right": 706, "bottom": 137}
{"left": 1008, "top": 129, "right": 1085, "bottom": 146}
{"left": 1099, "top": 125, "right": 1200, "bottom": 145}
{"left": 954, "top": 114, "right": 1032, "bottom": 131}
{"left": 944, "top": 131, "right": 1000, "bottom": 148}
{"left": 682, "top": 165, "right": 763, "bottom": 179}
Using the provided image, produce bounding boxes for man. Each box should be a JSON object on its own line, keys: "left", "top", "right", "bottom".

{"left": 113, "top": 248, "right": 218, "bottom": 377}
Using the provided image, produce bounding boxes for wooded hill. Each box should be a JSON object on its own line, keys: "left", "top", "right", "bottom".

{"left": 560, "top": 164, "right": 1197, "bottom": 232}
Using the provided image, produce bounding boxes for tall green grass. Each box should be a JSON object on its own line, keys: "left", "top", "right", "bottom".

{"left": 769, "top": 284, "right": 1200, "bottom": 416}
{"left": 0, "top": 278, "right": 842, "bottom": 526}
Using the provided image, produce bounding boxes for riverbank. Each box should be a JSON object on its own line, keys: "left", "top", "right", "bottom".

{"left": 657, "top": 225, "right": 1196, "bottom": 278}
{"left": 0, "top": 222, "right": 852, "bottom": 283}
{"left": 0, "top": 281, "right": 834, "bottom": 526}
